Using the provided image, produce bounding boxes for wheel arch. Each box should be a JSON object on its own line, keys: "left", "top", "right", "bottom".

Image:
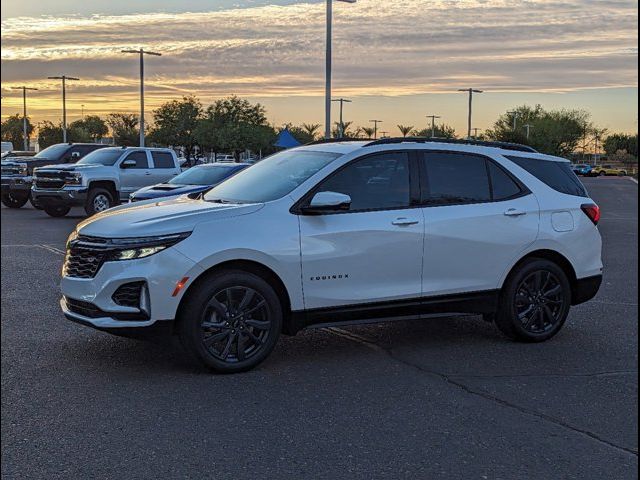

{"left": 502, "top": 249, "right": 579, "bottom": 301}
{"left": 87, "top": 180, "right": 118, "bottom": 201}
{"left": 175, "top": 259, "right": 295, "bottom": 335}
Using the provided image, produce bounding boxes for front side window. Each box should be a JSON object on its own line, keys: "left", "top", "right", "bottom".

{"left": 123, "top": 151, "right": 149, "bottom": 169}
{"left": 204, "top": 149, "right": 340, "bottom": 204}
{"left": 422, "top": 152, "right": 491, "bottom": 205}
{"left": 506, "top": 155, "right": 587, "bottom": 197}
{"left": 151, "top": 151, "right": 175, "bottom": 169}
{"left": 315, "top": 152, "right": 411, "bottom": 212}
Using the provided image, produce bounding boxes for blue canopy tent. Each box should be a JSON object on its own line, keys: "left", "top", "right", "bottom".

{"left": 274, "top": 128, "right": 302, "bottom": 149}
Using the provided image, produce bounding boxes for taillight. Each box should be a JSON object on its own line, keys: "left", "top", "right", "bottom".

{"left": 581, "top": 203, "right": 600, "bottom": 225}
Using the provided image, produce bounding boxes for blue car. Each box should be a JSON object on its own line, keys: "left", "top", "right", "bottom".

{"left": 130, "top": 162, "right": 251, "bottom": 202}
{"left": 572, "top": 164, "right": 593, "bottom": 176}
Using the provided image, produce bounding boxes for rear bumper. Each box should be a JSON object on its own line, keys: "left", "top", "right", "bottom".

{"left": 572, "top": 274, "right": 603, "bottom": 305}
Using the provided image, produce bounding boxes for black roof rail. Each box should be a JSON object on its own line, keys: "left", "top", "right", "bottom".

{"left": 305, "top": 138, "right": 365, "bottom": 146}
{"left": 363, "top": 137, "right": 538, "bottom": 153}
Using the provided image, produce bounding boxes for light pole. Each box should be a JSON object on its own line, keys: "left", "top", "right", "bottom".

{"left": 332, "top": 98, "right": 352, "bottom": 138}
{"left": 458, "top": 88, "right": 483, "bottom": 139}
{"left": 523, "top": 124, "right": 532, "bottom": 139}
{"left": 325, "top": 0, "right": 357, "bottom": 139}
{"left": 426, "top": 115, "right": 441, "bottom": 138}
{"left": 11, "top": 86, "right": 38, "bottom": 150}
{"left": 507, "top": 110, "right": 519, "bottom": 131}
{"left": 48, "top": 75, "right": 79, "bottom": 143}
{"left": 81, "top": 104, "right": 85, "bottom": 120}
{"left": 472, "top": 127, "right": 481, "bottom": 139}
{"left": 369, "top": 119, "right": 383, "bottom": 139}
{"left": 122, "top": 48, "right": 162, "bottom": 147}
{"left": 380, "top": 131, "right": 388, "bottom": 138}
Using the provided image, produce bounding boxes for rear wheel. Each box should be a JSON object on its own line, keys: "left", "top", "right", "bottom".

{"left": 44, "top": 205, "right": 71, "bottom": 217}
{"left": 85, "top": 188, "right": 115, "bottom": 216}
{"left": 29, "top": 195, "right": 43, "bottom": 210}
{"left": 1, "top": 193, "right": 29, "bottom": 208}
{"left": 178, "top": 270, "right": 283, "bottom": 373}
{"left": 494, "top": 258, "right": 571, "bottom": 342}
{"left": 599, "top": 170, "right": 606, "bottom": 176}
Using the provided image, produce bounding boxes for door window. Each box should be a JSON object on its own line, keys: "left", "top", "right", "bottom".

{"left": 488, "top": 161, "right": 523, "bottom": 200}
{"left": 151, "top": 151, "right": 175, "bottom": 168}
{"left": 314, "top": 152, "right": 411, "bottom": 212}
{"left": 123, "top": 151, "right": 149, "bottom": 169}
{"left": 421, "top": 152, "right": 491, "bottom": 205}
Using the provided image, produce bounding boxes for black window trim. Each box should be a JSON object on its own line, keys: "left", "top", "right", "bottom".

{"left": 121, "top": 150, "right": 150, "bottom": 169}
{"left": 291, "top": 150, "right": 421, "bottom": 216}
{"left": 151, "top": 150, "right": 176, "bottom": 169}
{"left": 418, "top": 150, "right": 531, "bottom": 208}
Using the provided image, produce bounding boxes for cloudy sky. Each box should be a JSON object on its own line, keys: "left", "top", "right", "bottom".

{"left": 1, "top": 0, "right": 637, "bottom": 136}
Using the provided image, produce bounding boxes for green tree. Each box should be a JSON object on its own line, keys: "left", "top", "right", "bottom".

{"left": 412, "top": 124, "right": 457, "bottom": 139}
{"left": 106, "top": 113, "right": 139, "bottom": 146}
{"left": 486, "top": 105, "right": 591, "bottom": 156}
{"left": 397, "top": 125, "right": 414, "bottom": 138}
{"left": 148, "top": 96, "right": 203, "bottom": 160}
{"left": 604, "top": 133, "right": 638, "bottom": 158}
{"left": 36, "top": 121, "right": 64, "bottom": 149}
{"left": 1, "top": 114, "right": 34, "bottom": 149}
{"left": 331, "top": 121, "right": 354, "bottom": 138}
{"left": 196, "top": 96, "right": 274, "bottom": 159}
{"left": 301, "top": 123, "right": 321, "bottom": 141}
{"left": 69, "top": 115, "right": 108, "bottom": 141}
{"left": 361, "top": 127, "right": 375, "bottom": 139}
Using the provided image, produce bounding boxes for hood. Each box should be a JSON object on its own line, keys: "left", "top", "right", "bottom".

{"left": 76, "top": 195, "right": 264, "bottom": 238}
{"left": 132, "top": 183, "right": 210, "bottom": 199}
{"left": 35, "top": 163, "right": 103, "bottom": 172}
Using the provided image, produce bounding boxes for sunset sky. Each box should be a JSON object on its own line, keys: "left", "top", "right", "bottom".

{"left": 1, "top": 0, "right": 638, "bottom": 136}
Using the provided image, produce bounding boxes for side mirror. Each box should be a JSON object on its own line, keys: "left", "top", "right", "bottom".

{"left": 121, "top": 159, "right": 137, "bottom": 169}
{"left": 301, "top": 191, "right": 351, "bottom": 215}
{"left": 71, "top": 151, "right": 81, "bottom": 159}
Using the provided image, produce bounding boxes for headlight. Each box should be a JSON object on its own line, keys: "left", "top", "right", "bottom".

{"left": 65, "top": 172, "right": 83, "bottom": 185}
{"left": 106, "top": 232, "right": 191, "bottom": 261}
{"left": 17, "top": 163, "right": 28, "bottom": 175}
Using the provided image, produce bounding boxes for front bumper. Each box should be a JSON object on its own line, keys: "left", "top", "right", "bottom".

{"left": 60, "top": 246, "right": 205, "bottom": 333}
{"left": 31, "top": 185, "right": 88, "bottom": 207}
{"left": 1, "top": 176, "right": 32, "bottom": 194}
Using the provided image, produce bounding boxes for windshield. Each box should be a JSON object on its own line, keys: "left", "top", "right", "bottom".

{"left": 170, "top": 165, "right": 245, "bottom": 186}
{"left": 204, "top": 150, "right": 340, "bottom": 203}
{"left": 35, "top": 144, "right": 69, "bottom": 159}
{"left": 77, "top": 148, "right": 123, "bottom": 166}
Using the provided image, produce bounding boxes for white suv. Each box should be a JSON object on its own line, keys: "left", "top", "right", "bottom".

{"left": 61, "top": 139, "right": 603, "bottom": 373}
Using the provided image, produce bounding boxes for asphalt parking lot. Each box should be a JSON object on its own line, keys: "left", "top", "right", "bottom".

{"left": 1, "top": 177, "right": 637, "bottom": 479}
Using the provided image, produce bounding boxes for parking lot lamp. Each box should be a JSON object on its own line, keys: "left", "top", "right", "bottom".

{"left": 458, "top": 88, "right": 483, "bottom": 139}
{"left": 426, "top": 115, "right": 441, "bottom": 138}
{"left": 47, "top": 76, "right": 79, "bottom": 143}
{"left": 332, "top": 98, "right": 352, "bottom": 138}
{"left": 121, "top": 49, "right": 162, "bottom": 147}
{"left": 369, "top": 119, "right": 383, "bottom": 139}
{"left": 326, "top": 0, "right": 357, "bottom": 139}
{"left": 11, "top": 86, "right": 38, "bottom": 150}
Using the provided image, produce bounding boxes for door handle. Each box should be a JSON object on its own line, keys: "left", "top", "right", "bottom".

{"left": 504, "top": 208, "right": 526, "bottom": 217}
{"left": 392, "top": 218, "right": 419, "bottom": 226}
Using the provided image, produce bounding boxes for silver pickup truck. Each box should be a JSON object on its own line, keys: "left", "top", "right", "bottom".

{"left": 32, "top": 146, "right": 181, "bottom": 217}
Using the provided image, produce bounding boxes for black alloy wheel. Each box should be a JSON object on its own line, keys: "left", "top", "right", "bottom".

{"left": 1, "top": 193, "right": 29, "bottom": 208}
{"left": 514, "top": 270, "right": 565, "bottom": 334}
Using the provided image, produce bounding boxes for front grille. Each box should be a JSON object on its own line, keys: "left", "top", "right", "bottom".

{"left": 63, "top": 235, "right": 110, "bottom": 279}
{"left": 65, "top": 297, "right": 104, "bottom": 318}
{"left": 112, "top": 282, "right": 144, "bottom": 308}
{"left": 34, "top": 171, "right": 69, "bottom": 189}
{"left": 1, "top": 166, "right": 22, "bottom": 176}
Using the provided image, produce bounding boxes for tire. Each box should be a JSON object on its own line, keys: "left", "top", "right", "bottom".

{"left": 599, "top": 171, "right": 606, "bottom": 176}
{"left": 178, "top": 270, "right": 283, "bottom": 373}
{"left": 1, "top": 193, "right": 29, "bottom": 208}
{"left": 85, "top": 188, "right": 115, "bottom": 216}
{"left": 44, "top": 205, "right": 71, "bottom": 217}
{"left": 494, "top": 258, "right": 571, "bottom": 343}
{"left": 29, "top": 195, "right": 43, "bottom": 210}
{"left": 619, "top": 171, "right": 627, "bottom": 177}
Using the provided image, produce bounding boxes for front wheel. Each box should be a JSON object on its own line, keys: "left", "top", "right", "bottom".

{"left": 44, "top": 205, "right": 71, "bottom": 217}
{"left": 85, "top": 188, "right": 115, "bottom": 216}
{"left": 599, "top": 171, "right": 606, "bottom": 176}
{"left": 494, "top": 258, "right": 571, "bottom": 342}
{"left": 178, "top": 270, "right": 283, "bottom": 373}
{"left": 1, "top": 193, "right": 29, "bottom": 208}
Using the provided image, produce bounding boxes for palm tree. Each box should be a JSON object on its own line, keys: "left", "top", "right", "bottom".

{"left": 397, "top": 125, "right": 414, "bottom": 138}
{"left": 362, "top": 127, "right": 375, "bottom": 139}
{"left": 332, "top": 121, "right": 354, "bottom": 138}
{"left": 302, "top": 123, "right": 321, "bottom": 140}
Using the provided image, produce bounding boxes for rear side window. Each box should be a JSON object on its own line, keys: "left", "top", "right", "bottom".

{"left": 488, "top": 161, "right": 523, "bottom": 200}
{"left": 152, "top": 152, "right": 175, "bottom": 168}
{"left": 507, "top": 156, "right": 587, "bottom": 197}
{"left": 421, "top": 152, "right": 491, "bottom": 205}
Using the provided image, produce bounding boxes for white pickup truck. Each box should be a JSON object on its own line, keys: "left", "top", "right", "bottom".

{"left": 32, "top": 147, "right": 182, "bottom": 217}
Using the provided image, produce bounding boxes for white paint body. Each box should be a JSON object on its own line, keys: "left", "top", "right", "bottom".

{"left": 60, "top": 141, "right": 603, "bottom": 329}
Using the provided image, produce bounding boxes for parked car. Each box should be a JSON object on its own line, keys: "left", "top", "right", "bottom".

{"left": 590, "top": 164, "right": 627, "bottom": 176}
{"left": 32, "top": 147, "right": 181, "bottom": 217}
{"left": 1, "top": 142, "right": 14, "bottom": 156}
{"left": 130, "top": 162, "right": 251, "bottom": 202}
{"left": 2, "top": 143, "right": 107, "bottom": 209}
{"left": 60, "top": 139, "right": 602, "bottom": 373}
{"left": 572, "top": 164, "right": 593, "bottom": 176}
